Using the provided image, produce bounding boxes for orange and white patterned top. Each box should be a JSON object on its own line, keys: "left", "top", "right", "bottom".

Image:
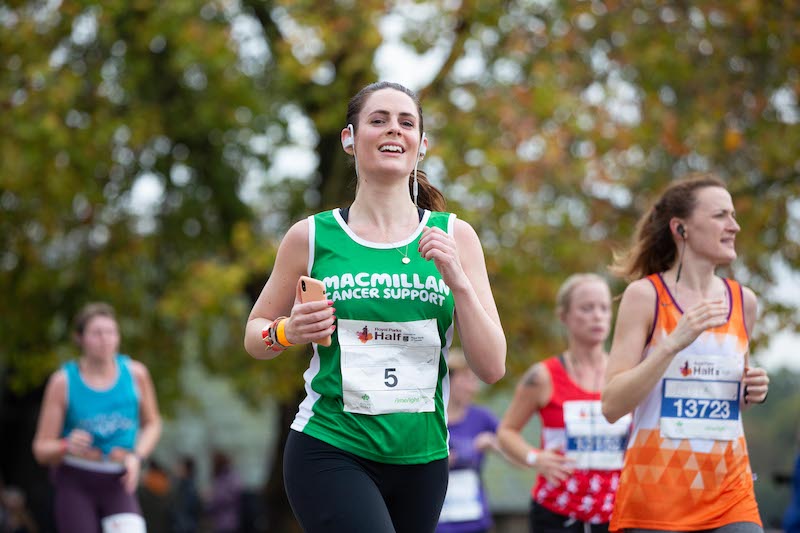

{"left": 610, "top": 273, "right": 761, "bottom": 531}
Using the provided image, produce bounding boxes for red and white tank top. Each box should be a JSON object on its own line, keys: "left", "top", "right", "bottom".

{"left": 610, "top": 274, "right": 762, "bottom": 531}
{"left": 532, "top": 356, "right": 630, "bottom": 523}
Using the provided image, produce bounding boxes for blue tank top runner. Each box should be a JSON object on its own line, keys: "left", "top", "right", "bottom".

{"left": 62, "top": 354, "right": 140, "bottom": 456}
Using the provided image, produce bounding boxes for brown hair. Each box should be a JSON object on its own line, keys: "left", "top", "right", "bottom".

{"left": 555, "top": 273, "right": 609, "bottom": 317}
{"left": 346, "top": 81, "right": 446, "bottom": 212}
{"left": 611, "top": 173, "right": 727, "bottom": 281}
{"left": 72, "top": 302, "right": 116, "bottom": 337}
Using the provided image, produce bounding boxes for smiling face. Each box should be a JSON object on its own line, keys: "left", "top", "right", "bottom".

{"left": 344, "top": 88, "right": 426, "bottom": 180}
{"left": 561, "top": 280, "right": 612, "bottom": 347}
{"left": 683, "top": 186, "right": 740, "bottom": 265}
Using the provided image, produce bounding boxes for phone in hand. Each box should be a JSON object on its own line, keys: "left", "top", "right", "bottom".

{"left": 298, "top": 276, "right": 332, "bottom": 347}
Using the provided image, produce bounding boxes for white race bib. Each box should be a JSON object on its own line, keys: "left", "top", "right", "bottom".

{"left": 338, "top": 319, "right": 440, "bottom": 415}
{"left": 102, "top": 513, "right": 146, "bottom": 533}
{"left": 438, "top": 469, "right": 482, "bottom": 523}
{"left": 564, "top": 400, "right": 630, "bottom": 470}
{"left": 660, "top": 354, "right": 742, "bottom": 441}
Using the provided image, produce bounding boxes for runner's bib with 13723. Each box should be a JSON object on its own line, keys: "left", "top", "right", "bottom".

{"left": 660, "top": 353, "right": 741, "bottom": 441}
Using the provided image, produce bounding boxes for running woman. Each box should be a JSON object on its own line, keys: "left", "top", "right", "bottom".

{"left": 33, "top": 302, "right": 161, "bottom": 533}
{"left": 498, "top": 273, "right": 630, "bottom": 532}
{"left": 244, "top": 81, "right": 506, "bottom": 533}
{"left": 602, "top": 174, "right": 768, "bottom": 532}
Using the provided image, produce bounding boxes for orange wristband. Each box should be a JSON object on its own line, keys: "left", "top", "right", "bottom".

{"left": 261, "top": 317, "right": 287, "bottom": 352}
{"left": 60, "top": 438, "right": 68, "bottom": 454}
{"left": 276, "top": 319, "right": 293, "bottom": 347}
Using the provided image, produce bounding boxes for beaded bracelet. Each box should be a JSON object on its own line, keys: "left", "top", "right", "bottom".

{"left": 261, "top": 316, "right": 290, "bottom": 352}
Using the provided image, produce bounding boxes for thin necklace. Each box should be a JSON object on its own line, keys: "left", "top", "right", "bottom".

{"left": 384, "top": 233, "right": 411, "bottom": 264}
{"left": 397, "top": 246, "right": 411, "bottom": 264}
{"left": 381, "top": 219, "right": 416, "bottom": 265}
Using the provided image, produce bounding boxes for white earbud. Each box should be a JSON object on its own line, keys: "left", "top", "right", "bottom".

{"left": 419, "top": 132, "right": 427, "bottom": 158}
{"left": 342, "top": 124, "right": 354, "bottom": 149}
{"left": 345, "top": 123, "right": 359, "bottom": 178}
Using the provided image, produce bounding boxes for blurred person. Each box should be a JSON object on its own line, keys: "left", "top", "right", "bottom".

{"left": 243, "top": 81, "right": 505, "bottom": 532}
{"left": 206, "top": 451, "right": 242, "bottom": 533}
{"left": 602, "top": 174, "right": 769, "bottom": 532}
{"left": 171, "top": 456, "right": 201, "bottom": 533}
{"left": 498, "top": 274, "right": 630, "bottom": 532}
{"left": 1, "top": 486, "right": 38, "bottom": 533}
{"left": 32, "top": 302, "right": 162, "bottom": 533}
{"left": 784, "top": 450, "right": 800, "bottom": 533}
{"left": 138, "top": 459, "right": 171, "bottom": 533}
{"left": 436, "top": 349, "right": 501, "bottom": 533}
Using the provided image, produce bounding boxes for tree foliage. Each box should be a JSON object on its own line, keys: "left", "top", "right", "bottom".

{"left": 2, "top": 0, "right": 798, "bottom": 407}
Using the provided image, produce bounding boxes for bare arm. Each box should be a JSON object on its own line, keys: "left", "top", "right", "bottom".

{"left": 602, "top": 281, "right": 660, "bottom": 423}
{"left": 497, "top": 362, "right": 574, "bottom": 484}
{"left": 117, "top": 361, "right": 162, "bottom": 493}
{"left": 244, "top": 220, "right": 336, "bottom": 359}
{"left": 497, "top": 363, "right": 550, "bottom": 465}
{"left": 32, "top": 371, "right": 68, "bottom": 465}
{"left": 132, "top": 361, "right": 161, "bottom": 459}
{"left": 741, "top": 286, "right": 769, "bottom": 407}
{"left": 419, "top": 219, "right": 505, "bottom": 383}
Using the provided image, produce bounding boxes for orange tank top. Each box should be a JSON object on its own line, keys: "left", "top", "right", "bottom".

{"left": 610, "top": 274, "right": 761, "bottom": 531}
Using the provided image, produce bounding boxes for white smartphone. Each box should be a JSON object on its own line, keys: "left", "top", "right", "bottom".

{"left": 298, "top": 276, "right": 332, "bottom": 347}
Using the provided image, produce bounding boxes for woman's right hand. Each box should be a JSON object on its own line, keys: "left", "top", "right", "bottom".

{"left": 64, "top": 429, "right": 102, "bottom": 460}
{"left": 284, "top": 298, "right": 336, "bottom": 345}
{"left": 535, "top": 450, "right": 575, "bottom": 486}
{"left": 668, "top": 299, "right": 729, "bottom": 353}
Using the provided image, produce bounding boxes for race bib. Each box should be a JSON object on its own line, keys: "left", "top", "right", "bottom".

{"left": 438, "top": 469, "right": 482, "bottom": 523}
{"left": 338, "top": 319, "right": 440, "bottom": 415}
{"left": 564, "top": 400, "right": 630, "bottom": 470}
{"left": 660, "top": 354, "right": 742, "bottom": 441}
{"left": 102, "top": 513, "right": 146, "bottom": 533}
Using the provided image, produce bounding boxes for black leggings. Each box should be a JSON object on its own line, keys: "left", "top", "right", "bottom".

{"left": 284, "top": 430, "right": 449, "bottom": 533}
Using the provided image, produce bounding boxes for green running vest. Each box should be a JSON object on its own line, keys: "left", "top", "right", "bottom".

{"left": 290, "top": 208, "right": 456, "bottom": 464}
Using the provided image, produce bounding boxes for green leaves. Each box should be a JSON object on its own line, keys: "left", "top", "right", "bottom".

{"left": 2, "top": 1, "right": 798, "bottom": 405}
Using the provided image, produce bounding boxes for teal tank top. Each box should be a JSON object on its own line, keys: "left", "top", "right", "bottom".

{"left": 62, "top": 354, "right": 140, "bottom": 455}
{"left": 290, "top": 208, "right": 457, "bottom": 464}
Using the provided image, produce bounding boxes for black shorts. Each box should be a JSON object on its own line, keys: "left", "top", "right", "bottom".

{"left": 530, "top": 500, "right": 610, "bottom": 533}
{"left": 284, "top": 429, "right": 449, "bottom": 533}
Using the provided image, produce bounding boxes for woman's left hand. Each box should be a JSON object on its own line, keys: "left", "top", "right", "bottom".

{"left": 473, "top": 431, "right": 500, "bottom": 453}
{"left": 418, "top": 227, "right": 467, "bottom": 290}
{"left": 110, "top": 447, "right": 142, "bottom": 493}
{"left": 743, "top": 366, "right": 769, "bottom": 404}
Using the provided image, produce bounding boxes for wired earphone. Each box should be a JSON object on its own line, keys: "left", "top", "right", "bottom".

{"left": 675, "top": 223, "right": 686, "bottom": 290}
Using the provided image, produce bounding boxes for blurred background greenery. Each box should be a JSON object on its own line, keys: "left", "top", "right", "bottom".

{"left": 1, "top": 1, "right": 798, "bottom": 531}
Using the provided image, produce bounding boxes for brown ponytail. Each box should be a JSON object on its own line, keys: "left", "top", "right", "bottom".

{"left": 610, "top": 173, "right": 727, "bottom": 281}
{"left": 408, "top": 169, "right": 446, "bottom": 212}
